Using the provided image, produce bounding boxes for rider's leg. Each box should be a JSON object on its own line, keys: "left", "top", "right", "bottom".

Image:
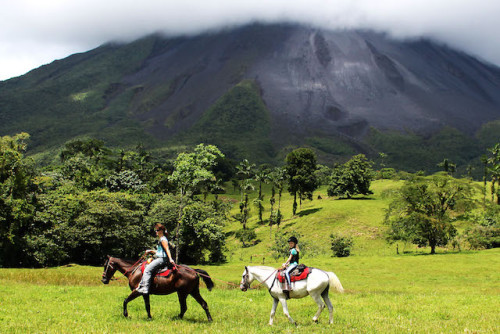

{"left": 136, "top": 257, "right": 166, "bottom": 294}
{"left": 284, "top": 264, "right": 297, "bottom": 291}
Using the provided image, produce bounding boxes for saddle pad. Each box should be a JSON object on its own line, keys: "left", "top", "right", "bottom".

{"left": 277, "top": 267, "right": 310, "bottom": 283}
{"left": 140, "top": 262, "right": 173, "bottom": 277}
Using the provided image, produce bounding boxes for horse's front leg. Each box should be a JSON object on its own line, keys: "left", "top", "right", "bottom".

{"left": 123, "top": 290, "right": 141, "bottom": 317}
{"left": 269, "top": 297, "right": 279, "bottom": 325}
{"left": 279, "top": 297, "right": 296, "bottom": 325}
{"left": 143, "top": 294, "right": 152, "bottom": 319}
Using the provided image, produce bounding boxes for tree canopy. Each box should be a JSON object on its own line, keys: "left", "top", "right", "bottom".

{"left": 327, "top": 154, "right": 374, "bottom": 199}
{"left": 285, "top": 148, "right": 318, "bottom": 215}
{"left": 385, "top": 173, "right": 474, "bottom": 254}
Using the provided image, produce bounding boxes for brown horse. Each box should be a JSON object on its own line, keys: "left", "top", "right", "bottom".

{"left": 101, "top": 256, "right": 213, "bottom": 321}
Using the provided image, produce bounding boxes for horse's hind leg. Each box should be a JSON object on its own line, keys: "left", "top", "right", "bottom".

{"left": 123, "top": 291, "right": 141, "bottom": 317}
{"left": 310, "top": 292, "right": 326, "bottom": 323}
{"left": 321, "top": 288, "right": 334, "bottom": 324}
{"left": 190, "top": 288, "right": 213, "bottom": 322}
{"left": 177, "top": 292, "right": 188, "bottom": 319}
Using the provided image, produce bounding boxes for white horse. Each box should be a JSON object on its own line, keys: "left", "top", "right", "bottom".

{"left": 240, "top": 266, "right": 344, "bottom": 325}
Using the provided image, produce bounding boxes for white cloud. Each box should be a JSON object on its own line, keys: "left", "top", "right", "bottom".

{"left": 1, "top": 0, "right": 500, "bottom": 80}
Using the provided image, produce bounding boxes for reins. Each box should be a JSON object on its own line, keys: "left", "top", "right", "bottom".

{"left": 105, "top": 257, "right": 279, "bottom": 290}
{"left": 243, "top": 268, "right": 279, "bottom": 290}
{"left": 176, "top": 264, "right": 241, "bottom": 288}
{"left": 105, "top": 255, "right": 145, "bottom": 281}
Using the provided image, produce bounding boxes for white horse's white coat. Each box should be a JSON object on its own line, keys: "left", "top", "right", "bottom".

{"left": 240, "top": 266, "right": 344, "bottom": 325}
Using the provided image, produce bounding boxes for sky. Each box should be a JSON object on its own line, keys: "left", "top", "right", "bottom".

{"left": 1, "top": 0, "right": 500, "bottom": 81}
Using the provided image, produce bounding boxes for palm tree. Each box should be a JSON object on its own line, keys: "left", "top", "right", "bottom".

{"left": 253, "top": 166, "right": 270, "bottom": 223}
{"left": 486, "top": 144, "right": 500, "bottom": 204}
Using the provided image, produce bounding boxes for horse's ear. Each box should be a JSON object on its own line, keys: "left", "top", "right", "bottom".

{"left": 245, "top": 266, "right": 248, "bottom": 270}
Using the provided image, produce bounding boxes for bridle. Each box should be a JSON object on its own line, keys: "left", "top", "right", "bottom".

{"left": 102, "top": 258, "right": 116, "bottom": 282}
{"left": 240, "top": 267, "right": 278, "bottom": 291}
{"left": 102, "top": 256, "right": 145, "bottom": 282}
{"left": 240, "top": 267, "right": 250, "bottom": 291}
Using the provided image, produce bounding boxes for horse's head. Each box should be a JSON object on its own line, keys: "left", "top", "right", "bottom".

{"left": 102, "top": 256, "right": 117, "bottom": 284}
{"left": 240, "top": 266, "right": 253, "bottom": 292}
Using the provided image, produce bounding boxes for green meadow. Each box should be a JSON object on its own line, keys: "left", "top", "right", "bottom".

{"left": 1, "top": 180, "right": 499, "bottom": 333}
{"left": 1, "top": 251, "right": 498, "bottom": 333}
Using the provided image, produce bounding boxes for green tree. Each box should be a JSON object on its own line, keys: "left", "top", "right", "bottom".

{"left": 0, "top": 133, "right": 38, "bottom": 267}
{"left": 29, "top": 188, "right": 150, "bottom": 266}
{"left": 328, "top": 154, "right": 374, "bottom": 199}
{"left": 253, "top": 166, "right": 270, "bottom": 223}
{"left": 178, "top": 201, "right": 228, "bottom": 263}
{"left": 105, "top": 170, "right": 145, "bottom": 192}
{"left": 268, "top": 167, "right": 285, "bottom": 233}
{"left": 437, "top": 158, "right": 456, "bottom": 175}
{"left": 314, "top": 164, "right": 331, "bottom": 186}
{"left": 235, "top": 159, "right": 255, "bottom": 230}
{"left": 169, "top": 144, "right": 224, "bottom": 261}
{"left": 463, "top": 203, "right": 500, "bottom": 249}
{"left": 385, "top": 173, "right": 474, "bottom": 254}
{"left": 285, "top": 148, "right": 318, "bottom": 215}
{"left": 486, "top": 144, "right": 500, "bottom": 204}
{"left": 59, "top": 138, "right": 106, "bottom": 163}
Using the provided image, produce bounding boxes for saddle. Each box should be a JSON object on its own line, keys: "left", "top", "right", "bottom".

{"left": 277, "top": 264, "right": 310, "bottom": 283}
{"left": 140, "top": 262, "right": 174, "bottom": 278}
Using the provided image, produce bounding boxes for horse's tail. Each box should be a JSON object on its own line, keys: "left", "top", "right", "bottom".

{"left": 194, "top": 269, "right": 214, "bottom": 291}
{"left": 327, "top": 271, "right": 344, "bottom": 293}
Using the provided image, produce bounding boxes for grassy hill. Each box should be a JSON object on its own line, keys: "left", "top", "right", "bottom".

{"left": 218, "top": 178, "right": 476, "bottom": 262}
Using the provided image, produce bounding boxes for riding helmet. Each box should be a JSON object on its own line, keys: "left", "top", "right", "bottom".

{"left": 288, "top": 236, "right": 298, "bottom": 244}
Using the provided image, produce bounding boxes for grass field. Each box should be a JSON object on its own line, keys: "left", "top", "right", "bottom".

{"left": 1, "top": 180, "right": 498, "bottom": 333}
{"left": 1, "top": 249, "right": 499, "bottom": 333}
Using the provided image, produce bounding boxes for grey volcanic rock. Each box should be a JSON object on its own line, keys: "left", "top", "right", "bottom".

{"left": 125, "top": 24, "right": 500, "bottom": 142}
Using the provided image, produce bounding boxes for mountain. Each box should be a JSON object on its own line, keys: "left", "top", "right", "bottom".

{"left": 1, "top": 23, "right": 499, "bottom": 171}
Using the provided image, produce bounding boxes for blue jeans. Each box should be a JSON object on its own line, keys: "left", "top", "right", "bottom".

{"left": 136, "top": 257, "right": 167, "bottom": 294}
{"left": 284, "top": 263, "right": 298, "bottom": 286}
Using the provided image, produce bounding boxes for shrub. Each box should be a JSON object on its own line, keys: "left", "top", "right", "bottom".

{"left": 235, "top": 229, "right": 257, "bottom": 248}
{"left": 463, "top": 206, "right": 500, "bottom": 249}
{"left": 376, "top": 168, "right": 397, "bottom": 180}
{"left": 330, "top": 234, "right": 354, "bottom": 257}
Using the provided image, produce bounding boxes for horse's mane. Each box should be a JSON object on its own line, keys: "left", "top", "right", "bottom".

{"left": 249, "top": 266, "right": 276, "bottom": 271}
{"left": 110, "top": 257, "right": 143, "bottom": 265}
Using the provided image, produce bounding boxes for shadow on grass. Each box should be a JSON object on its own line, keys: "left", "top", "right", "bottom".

{"left": 296, "top": 208, "right": 322, "bottom": 217}
{"left": 345, "top": 196, "right": 374, "bottom": 200}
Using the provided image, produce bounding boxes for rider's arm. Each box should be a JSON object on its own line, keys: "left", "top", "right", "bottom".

{"left": 161, "top": 239, "right": 175, "bottom": 263}
{"left": 282, "top": 253, "right": 293, "bottom": 268}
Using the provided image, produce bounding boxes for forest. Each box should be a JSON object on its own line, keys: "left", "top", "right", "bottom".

{"left": 1, "top": 132, "right": 499, "bottom": 267}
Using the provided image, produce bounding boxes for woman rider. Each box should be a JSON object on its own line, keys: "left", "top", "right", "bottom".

{"left": 135, "top": 223, "right": 175, "bottom": 295}
{"left": 281, "top": 236, "right": 299, "bottom": 291}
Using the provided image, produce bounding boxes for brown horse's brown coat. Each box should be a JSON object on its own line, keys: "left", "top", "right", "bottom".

{"left": 102, "top": 256, "right": 213, "bottom": 321}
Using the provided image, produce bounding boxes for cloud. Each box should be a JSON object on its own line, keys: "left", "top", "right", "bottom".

{"left": 1, "top": 0, "right": 500, "bottom": 80}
